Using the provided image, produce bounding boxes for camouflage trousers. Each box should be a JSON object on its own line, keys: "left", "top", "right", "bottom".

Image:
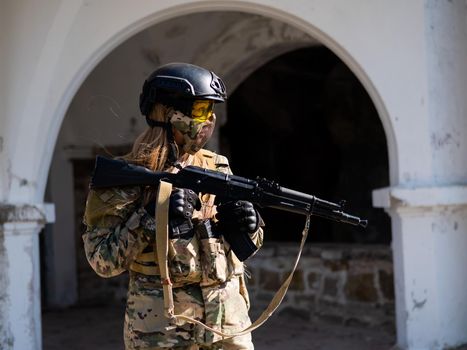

{"left": 144, "top": 333, "right": 253, "bottom": 350}
{"left": 124, "top": 274, "right": 254, "bottom": 349}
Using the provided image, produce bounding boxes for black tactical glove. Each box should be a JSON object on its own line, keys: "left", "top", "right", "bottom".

{"left": 216, "top": 200, "right": 260, "bottom": 234}
{"left": 169, "top": 188, "right": 201, "bottom": 220}
{"left": 169, "top": 188, "right": 201, "bottom": 239}
{"left": 144, "top": 188, "right": 201, "bottom": 239}
{"left": 215, "top": 200, "right": 261, "bottom": 261}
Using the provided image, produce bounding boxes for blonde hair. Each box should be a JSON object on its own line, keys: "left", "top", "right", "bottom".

{"left": 124, "top": 104, "right": 178, "bottom": 171}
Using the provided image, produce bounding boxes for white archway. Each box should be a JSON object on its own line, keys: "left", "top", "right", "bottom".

{"left": 7, "top": 1, "right": 408, "bottom": 205}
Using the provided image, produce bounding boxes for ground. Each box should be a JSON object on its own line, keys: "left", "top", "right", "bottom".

{"left": 42, "top": 305, "right": 396, "bottom": 349}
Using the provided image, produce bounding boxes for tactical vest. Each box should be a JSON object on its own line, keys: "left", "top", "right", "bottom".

{"left": 126, "top": 149, "right": 308, "bottom": 340}
{"left": 129, "top": 149, "right": 232, "bottom": 279}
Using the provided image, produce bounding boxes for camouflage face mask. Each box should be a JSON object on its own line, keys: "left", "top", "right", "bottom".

{"left": 169, "top": 109, "right": 216, "bottom": 155}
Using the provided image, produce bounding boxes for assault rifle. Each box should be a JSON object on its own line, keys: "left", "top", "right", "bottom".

{"left": 90, "top": 156, "right": 367, "bottom": 259}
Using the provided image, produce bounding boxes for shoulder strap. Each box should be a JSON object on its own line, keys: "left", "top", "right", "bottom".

{"left": 156, "top": 178, "right": 311, "bottom": 336}
{"left": 155, "top": 181, "right": 175, "bottom": 319}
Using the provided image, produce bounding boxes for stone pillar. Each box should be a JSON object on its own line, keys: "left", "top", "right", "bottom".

{"left": 0, "top": 204, "right": 53, "bottom": 350}
{"left": 374, "top": 2, "right": 467, "bottom": 349}
{"left": 374, "top": 186, "right": 467, "bottom": 350}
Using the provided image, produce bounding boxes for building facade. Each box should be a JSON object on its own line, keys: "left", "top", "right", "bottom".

{"left": 1, "top": 1, "right": 467, "bottom": 349}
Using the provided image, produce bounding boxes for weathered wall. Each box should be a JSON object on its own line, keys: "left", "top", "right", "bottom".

{"left": 425, "top": 0, "right": 467, "bottom": 185}
{"left": 0, "top": 231, "right": 14, "bottom": 350}
{"left": 0, "top": 0, "right": 65, "bottom": 203}
{"left": 248, "top": 243, "right": 394, "bottom": 329}
{"left": 373, "top": 2, "right": 467, "bottom": 349}
{"left": 0, "top": 205, "right": 51, "bottom": 350}
{"left": 0, "top": 2, "right": 6, "bottom": 195}
{"left": 0, "top": 4, "right": 11, "bottom": 342}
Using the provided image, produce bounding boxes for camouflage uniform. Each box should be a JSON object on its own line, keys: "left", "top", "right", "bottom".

{"left": 83, "top": 150, "right": 263, "bottom": 349}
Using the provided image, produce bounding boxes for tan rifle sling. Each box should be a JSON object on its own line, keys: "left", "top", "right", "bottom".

{"left": 155, "top": 178, "right": 311, "bottom": 338}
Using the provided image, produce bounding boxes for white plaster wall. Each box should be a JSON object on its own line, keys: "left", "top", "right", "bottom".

{"left": 0, "top": 2, "right": 6, "bottom": 183}
{"left": 10, "top": 229, "right": 42, "bottom": 350}
{"left": 0, "top": 0, "right": 60, "bottom": 201}
{"left": 1, "top": 223, "right": 44, "bottom": 350}
{"left": 387, "top": 202, "right": 467, "bottom": 349}
{"left": 433, "top": 207, "right": 467, "bottom": 344}
{"left": 0, "top": 0, "right": 64, "bottom": 202}
{"left": 391, "top": 208, "right": 442, "bottom": 348}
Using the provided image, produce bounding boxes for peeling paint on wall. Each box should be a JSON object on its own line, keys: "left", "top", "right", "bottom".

{"left": 411, "top": 290, "right": 428, "bottom": 311}
{"left": 4, "top": 160, "right": 36, "bottom": 192}
{"left": 412, "top": 297, "right": 427, "bottom": 311}
{"left": 0, "top": 205, "right": 45, "bottom": 349}
{"left": 0, "top": 229, "right": 14, "bottom": 349}
{"left": 0, "top": 204, "right": 46, "bottom": 225}
{"left": 431, "top": 132, "right": 460, "bottom": 150}
{"left": 23, "top": 239, "right": 36, "bottom": 344}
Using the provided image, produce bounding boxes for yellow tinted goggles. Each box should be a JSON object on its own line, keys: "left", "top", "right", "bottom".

{"left": 191, "top": 100, "right": 214, "bottom": 123}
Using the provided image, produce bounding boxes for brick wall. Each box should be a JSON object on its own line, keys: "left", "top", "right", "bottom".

{"left": 246, "top": 243, "right": 394, "bottom": 330}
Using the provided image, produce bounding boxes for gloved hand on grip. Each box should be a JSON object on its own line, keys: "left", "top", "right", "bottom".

{"left": 144, "top": 188, "right": 201, "bottom": 239}
{"left": 215, "top": 200, "right": 260, "bottom": 234}
{"left": 215, "top": 200, "right": 261, "bottom": 261}
{"left": 169, "top": 188, "right": 201, "bottom": 220}
{"left": 169, "top": 188, "right": 201, "bottom": 239}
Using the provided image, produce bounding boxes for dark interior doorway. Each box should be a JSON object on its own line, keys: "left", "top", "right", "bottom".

{"left": 221, "top": 46, "right": 391, "bottom": 244}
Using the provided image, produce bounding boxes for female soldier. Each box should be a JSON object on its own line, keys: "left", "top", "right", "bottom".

{"left": 83, "top": 63, "right": 264, "bottom": 350}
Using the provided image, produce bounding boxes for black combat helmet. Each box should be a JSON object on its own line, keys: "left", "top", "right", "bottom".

{"left": 139, "top": 62, "right": 227, "bottom": 117}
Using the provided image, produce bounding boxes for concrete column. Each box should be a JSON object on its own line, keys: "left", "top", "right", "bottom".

{"left": 373, "top": 2, "right": 467, "bottom": 349}
{"left": 0, "top": 204, "right": 53, "bottom": 350}
{"left": 374, "top": 186, "right": 467, "bottom": 350}
{"left": 425, "top": 0, "right": 467, "bottom": 185}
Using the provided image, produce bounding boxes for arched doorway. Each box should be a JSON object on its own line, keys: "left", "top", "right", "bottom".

{"left": 41, "top": 10, "right": 395, "bottom": 348}
{"left": 40, "top": 9, "right": 316, "bottom": 309}
{"left": 223, "top": 46, "right": 391, "bottom": 244}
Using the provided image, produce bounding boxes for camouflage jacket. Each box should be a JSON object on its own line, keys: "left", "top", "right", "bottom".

{"left": 83, "top": 149, "right": 263, "bottom": 348}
